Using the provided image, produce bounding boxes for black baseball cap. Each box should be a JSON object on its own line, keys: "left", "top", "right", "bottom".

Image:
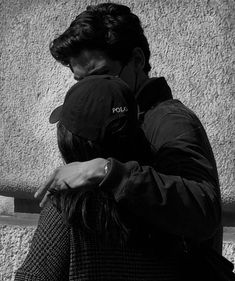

{"left": 49, "top": 75, "right": 138, "bottom": 142}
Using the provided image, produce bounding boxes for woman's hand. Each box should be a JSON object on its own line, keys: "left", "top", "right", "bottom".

{"left": 34, "top": 158, "right": 109, "bottom": 208}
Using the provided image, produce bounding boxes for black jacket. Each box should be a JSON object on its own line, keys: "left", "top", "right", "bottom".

{"left": 101, "top": 77, "right": 222, "bottom": 252}
{"left": 15, "top": 77, "right": 222, "bottom": 281}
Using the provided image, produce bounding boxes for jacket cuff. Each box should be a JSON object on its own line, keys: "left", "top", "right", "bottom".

{"left": 99, "top": 158, "right": 135, "bottom": 200}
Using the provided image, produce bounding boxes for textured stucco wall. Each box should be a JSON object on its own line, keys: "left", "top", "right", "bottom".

{"left": 0, "top": 0, "right": 234, "bottom": 212}
{"left": 0, "top": 196, "right": 14, "bottom": 216}
{"left": 0, "top": 224, "right": 35, "bottom": 281}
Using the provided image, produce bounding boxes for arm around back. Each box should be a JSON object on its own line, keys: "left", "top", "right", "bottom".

{"left": 100, "top": 110, "right": 222, "bottom": 244}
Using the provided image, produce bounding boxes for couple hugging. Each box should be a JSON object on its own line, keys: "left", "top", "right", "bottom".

{"left": 15, "top": 3, "right": 232, "bottom": 281}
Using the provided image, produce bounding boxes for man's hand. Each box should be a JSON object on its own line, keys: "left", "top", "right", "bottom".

{"left": 34, "top": 158, "right": 108, "bottom": 208}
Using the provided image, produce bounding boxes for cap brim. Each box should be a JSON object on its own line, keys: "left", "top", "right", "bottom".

{"left": 49, "top": 105, "right": 63, "bottom": 124}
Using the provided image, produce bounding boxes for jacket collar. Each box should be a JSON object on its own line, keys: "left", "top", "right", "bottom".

{"left": 136, "top": 77, "right": 173, "bottom": 112}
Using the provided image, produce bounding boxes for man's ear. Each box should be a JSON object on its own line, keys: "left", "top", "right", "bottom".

{"left": 131, "top": 47, "right": 145, "bottom": 71}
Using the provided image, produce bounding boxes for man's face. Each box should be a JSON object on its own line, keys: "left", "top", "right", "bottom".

{"left": 69, "top": 49, "right": 138, "bottom": 93}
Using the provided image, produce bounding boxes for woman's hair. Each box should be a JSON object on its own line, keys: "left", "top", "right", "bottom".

{"left": 56, "top": 116, "right": 143, "bottom": 163}
{"left": 56, "top": 121, "right": 103, "bottom": 163}
{"left": 50, "top": 3, "right": 151, "bottom": 74}
{"left": 49, "top": 121, "right": 152, "bottom": 243}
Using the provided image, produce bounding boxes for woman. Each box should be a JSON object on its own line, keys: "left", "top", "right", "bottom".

{"left": 15, "top": 75, "right": 183, "bottom": 281}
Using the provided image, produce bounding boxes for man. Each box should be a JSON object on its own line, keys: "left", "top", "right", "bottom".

{"left": 35, "top": 2, "right": 222, "bottom": 254}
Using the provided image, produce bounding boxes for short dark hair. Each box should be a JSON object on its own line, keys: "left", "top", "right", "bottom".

{"left": 50, "top": 3, "right": 151, "bottom": 73}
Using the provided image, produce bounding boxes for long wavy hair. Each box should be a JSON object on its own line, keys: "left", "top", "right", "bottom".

{"left": 49, "top": 121, "right": 153, "bottom": 244}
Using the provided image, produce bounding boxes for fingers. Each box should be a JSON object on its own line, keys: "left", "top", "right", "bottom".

{"left": 39, "top": 182, "right": 71, "bottom": 208}
{"left": 34, "top": 163, "right": 81, "bottom": 207}
{"left": 39, "top": 191, "right": 51, "bottom": 208}
{"left": 34, "top": 172, "right": 56, "bottom": 199}
{"left": 34, "top": 168, "right": 72, "bottom": 208}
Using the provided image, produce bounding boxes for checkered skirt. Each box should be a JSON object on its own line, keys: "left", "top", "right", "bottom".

{"left": 15, "top": 198, "right": 181, "bottom": 281}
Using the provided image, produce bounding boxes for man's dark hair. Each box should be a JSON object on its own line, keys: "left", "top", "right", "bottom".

{"left": 50, "top": 3, "right": 151, "bottom": 73}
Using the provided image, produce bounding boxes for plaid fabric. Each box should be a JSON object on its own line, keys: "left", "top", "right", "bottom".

{"left": 15, "top": 201, "right": 182, "bottom": 281}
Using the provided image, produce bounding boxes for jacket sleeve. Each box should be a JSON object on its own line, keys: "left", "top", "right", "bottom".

{"left": 100, "top": 113, "right": 222, "bottom": 242}
{"left": 14, "top": 202, "right": 70, "bottom": 281}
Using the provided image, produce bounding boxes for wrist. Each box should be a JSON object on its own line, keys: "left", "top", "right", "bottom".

{"left": 89, "top": 158, "right": 110, "bottom": 184}
{"left": 104, "top": 159, "right": 111, "bottom": 176}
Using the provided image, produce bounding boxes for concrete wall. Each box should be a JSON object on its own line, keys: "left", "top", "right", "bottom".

{"left": 1, "top": 0, "right": 234, "bottom": 209}
{"left": 0, "top": 224, "right": 35, "bottom": 281}
{"left": 0, "top": 0, "right": 234, "bottom": 280}
{"left": 1, "top": 0, "right": 234, "bottom": 207}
